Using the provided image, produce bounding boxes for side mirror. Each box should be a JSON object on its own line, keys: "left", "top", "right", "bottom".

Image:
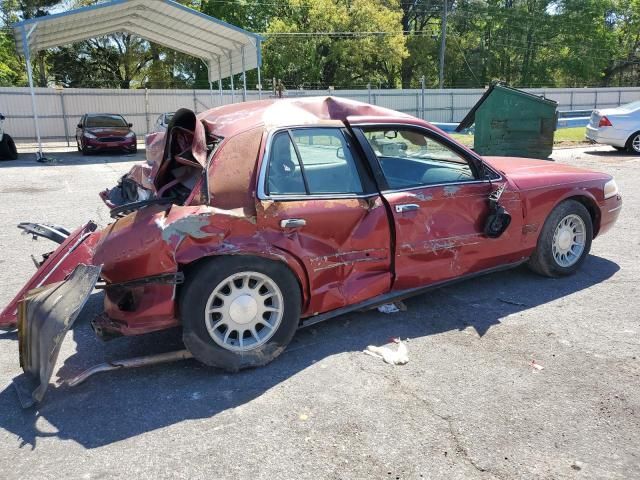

{"left": 77, "top": 123, "right": 82, "bottom": 128}
{"left": 128, "top": 123, "right": 133, "bottom": 128}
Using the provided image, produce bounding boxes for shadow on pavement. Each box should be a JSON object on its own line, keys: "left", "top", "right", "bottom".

{"left": 0, "top": 254, "right": 619, "bottom": 449}
{"left": 0, "top": 149, "right": 146, "bottom": 168}
{"left": 583, "top": 149, "right": 633, "bottom": 158}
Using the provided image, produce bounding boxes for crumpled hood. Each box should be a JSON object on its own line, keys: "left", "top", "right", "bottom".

{"left": 483, "top": 156, "right": 610, "bottom": 191}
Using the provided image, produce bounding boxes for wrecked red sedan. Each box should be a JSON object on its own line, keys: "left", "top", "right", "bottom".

{"left": 0, "top": 97, "right": 622, "bottom": 406}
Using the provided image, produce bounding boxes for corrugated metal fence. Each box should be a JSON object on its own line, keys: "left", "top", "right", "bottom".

{"left": 1, "top": 86, "right": 639, "bottom": 143}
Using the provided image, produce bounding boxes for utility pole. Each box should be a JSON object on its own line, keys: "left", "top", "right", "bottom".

{"left": 439, "top": 0, "right": 448, "bottom": 89}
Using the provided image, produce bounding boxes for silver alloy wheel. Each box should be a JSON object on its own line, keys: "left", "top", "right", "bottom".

{"left": 632, "top": 134, "right": 640, "bottom": 153}
{"left": 551, "top": 214, "right": 586, "bottom": 267}
{"left": 204, "top": 271, "right": 284, "bottom": 351}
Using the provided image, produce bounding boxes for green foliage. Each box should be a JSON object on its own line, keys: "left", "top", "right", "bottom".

{"left": 0, "top": 0, "right": 638, "bottom": 89}
{"left": 0, "top": 30, "right": 26, "bottom": 86}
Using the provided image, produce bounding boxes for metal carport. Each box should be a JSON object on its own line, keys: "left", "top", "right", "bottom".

{"left": 12, "top": 0, "right": 263, "bottom": 160}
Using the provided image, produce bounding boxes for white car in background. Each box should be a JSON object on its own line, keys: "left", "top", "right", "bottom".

{"left": 586, "top": 100, "right": 640, "bottom": 154}
{"left": 151, "top": 112, "right": 175, "bottom": 133}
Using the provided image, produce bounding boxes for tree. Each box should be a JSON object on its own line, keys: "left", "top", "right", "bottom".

{"left": 262, "top": 0, "right": 407, "bottom": 89}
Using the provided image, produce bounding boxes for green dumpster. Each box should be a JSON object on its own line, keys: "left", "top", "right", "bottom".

{"left": 456, "top": 82, "right": 558, "bottom": 159}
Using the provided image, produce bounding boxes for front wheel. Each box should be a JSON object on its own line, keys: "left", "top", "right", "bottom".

{"left": 180, "top": 256, "right": 301, "bottom": 372}
{"left": 528, "top": 200, "right": 593, "bottom": 277}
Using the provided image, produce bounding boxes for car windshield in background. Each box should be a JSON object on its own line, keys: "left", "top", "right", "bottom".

{"left": 165, "top": 113, "right": 174, "bottom": 123}
{"left": 86, "top": 115, "right": 128, "bottom": 128}
{"left": 619, "top": 100, "right": 640, "bottom": 112}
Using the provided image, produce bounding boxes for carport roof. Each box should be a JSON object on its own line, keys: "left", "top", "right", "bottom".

{"left": 12, "top": 0, "right": 262, "bottom": 80}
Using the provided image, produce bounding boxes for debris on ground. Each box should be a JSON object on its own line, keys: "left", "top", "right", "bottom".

{"left": 571, "top": 460, "right": 584, "bottom": 471}
{"left": 529, "top": 359, "right": 545, "bottom": 371}
{"left": 499, "top": 298, "right": 529, "bottom": 307}
{"left": 364, "top": 338, "right": 409, "bottom": 365}
{"left": 377, "top": 301, "right": 407, "bottom": 314}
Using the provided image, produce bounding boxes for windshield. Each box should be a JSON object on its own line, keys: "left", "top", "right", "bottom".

{"left": 619, "top": 100, "right": 640, "bottom": 112}
{"left": 86, "top": 114, "right": 128, "bottom": 128}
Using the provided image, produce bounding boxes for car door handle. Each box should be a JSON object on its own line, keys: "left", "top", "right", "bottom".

{"left": 395, "top": 204, "right": 419, "bottom": 213}
{"left": 280, "top": 218, "right": 306, "bottom": 228}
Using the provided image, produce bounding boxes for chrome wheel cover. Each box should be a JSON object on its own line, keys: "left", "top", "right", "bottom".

{"left": 552, "top": 214, "right": 586, "bottom": 268}
{"left": 632, "top": 135, "right": 640, "bottom": 153}
{"left": 204, "top": 271, "right": 284, "bottom": 351}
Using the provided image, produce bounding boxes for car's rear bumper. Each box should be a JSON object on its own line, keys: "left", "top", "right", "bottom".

{"left": 585, "top": 126, "right": 627, "bottom": 148}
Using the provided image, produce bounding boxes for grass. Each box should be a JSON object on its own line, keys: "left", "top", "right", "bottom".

{"left": 450, "top": 127, "right": 588, "bottom": 148}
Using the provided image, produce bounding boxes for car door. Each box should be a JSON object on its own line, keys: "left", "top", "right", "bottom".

{"left": 257, "top": 127, "right": 393, "bottom": 317}
{"left": 351, "top": 124, "right": 523, "bottom": 291}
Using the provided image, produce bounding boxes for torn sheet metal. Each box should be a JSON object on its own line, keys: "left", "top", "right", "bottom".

{"left": 13, "top": 264, "right": 101, "bottom": 408}
{"left": 0, "top": 221, "right": 99, "bottom": 329}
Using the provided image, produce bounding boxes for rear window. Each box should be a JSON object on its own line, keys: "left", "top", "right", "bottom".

{"left": 86, "top": 115, "right": 128, "bottom": 128}
{"left": 619, "top": 100, "right": 640, "bottom": 112}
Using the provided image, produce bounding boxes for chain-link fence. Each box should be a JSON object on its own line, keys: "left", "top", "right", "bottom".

{"left": 1, "top": 86, "right": 639, "bottom": 143}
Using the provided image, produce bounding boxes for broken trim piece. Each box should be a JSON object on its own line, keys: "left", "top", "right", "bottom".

{"left": 64, "top": 350, "right": 193, "bottom": 387}
{"left": 97, "top": 272, "right": 185, "bottom": 290}
{"left": 18, "top": 222, "right": 70, "bottom": 244}
{"left": 13, "top": 264, "right": 102, "bottom": 408}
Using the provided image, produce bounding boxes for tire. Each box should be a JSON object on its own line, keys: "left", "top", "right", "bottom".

{"left": 528, "top": 200, "right": 593, "bottom": 278}
{"left": 180, "top": 256, "right": 301, "bottom": 372}
{"left": 81, "top": 144, "right": 91, "bottom": 156}
{"left": 626, "top": 131, "right": 640, "bottom": 155}
{"left": 0, "top": 134, "right": 18, "bottom": 160}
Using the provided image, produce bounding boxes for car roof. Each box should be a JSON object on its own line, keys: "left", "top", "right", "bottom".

{"left": 85, "top": 113, "right": 127, "bottom": 118}
{"left": 198, "top": 96, "right": 413, "bottom": 137}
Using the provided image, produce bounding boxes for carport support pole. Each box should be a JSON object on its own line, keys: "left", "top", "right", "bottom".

{"left": 256, "top": 40, "right": 262, "bottom": 100}
{"left": 229, "top": 55, "right": 235, "bottom": 103}
{"left": 22, "top": 25, "right": 44, "bottom": 160}
{"left": 202, "top": 60, "right": 213, "bottom": 108}
{"left": 217, "top": 58, "right": 223, "bottom": 104}
{"left": 241, "top": 46, "right": 247, "bottom": 102}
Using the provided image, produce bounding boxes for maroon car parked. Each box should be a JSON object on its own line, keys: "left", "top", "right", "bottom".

{"left": 76, "top": 113, "right": 137, "bottom": 155}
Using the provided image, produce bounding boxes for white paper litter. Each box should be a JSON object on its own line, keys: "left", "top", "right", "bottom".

{"left": 363, "top": 339, "right": 409, "bottom": 365}
{"left": 377, "top": 303, "right": 400, "bottom": 314}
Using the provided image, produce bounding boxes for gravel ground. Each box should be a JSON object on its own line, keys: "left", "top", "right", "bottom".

{"left": 0, "top": 145, "right": 638, "bottom": 480}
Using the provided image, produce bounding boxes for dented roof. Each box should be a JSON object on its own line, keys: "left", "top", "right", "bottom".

{"left": 198, "top": 96, "right": 412, "bottom": 138}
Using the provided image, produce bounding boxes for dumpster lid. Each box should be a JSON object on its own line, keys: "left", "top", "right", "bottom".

{"left": 455, "top": 82, "right": 557, "bottom": 132}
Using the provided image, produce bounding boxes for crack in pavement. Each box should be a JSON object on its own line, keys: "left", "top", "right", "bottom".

{"left": 353, "top": 355, "right": 504, "bottom": 479}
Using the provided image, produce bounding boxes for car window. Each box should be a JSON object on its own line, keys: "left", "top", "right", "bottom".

{"left": 86, "top": 114, "right": 128, "bottom": 128}
{"left": 267, "top": 132, "right": 306, "bottom": 195}
{"left": 267, "top": 128, "right": 364, "bottom": 196}
{"left": 362, "top": 128, "right": 476, "bottom": 190}
{"left": 619, "top": 100, "right": 640, "bottom": 112}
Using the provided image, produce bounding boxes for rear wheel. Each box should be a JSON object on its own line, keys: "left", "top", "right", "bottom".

{"left": 180, "top": 256, "right": 301, "bottom": 372}
{"left": 528, "top": 200, "right": 593, "bottom": 277}
{"left": 0, "top": 134, "right": 18, "bottom": 160}
{"left": 626, "top": 131, "right": 640, "bottom": 155}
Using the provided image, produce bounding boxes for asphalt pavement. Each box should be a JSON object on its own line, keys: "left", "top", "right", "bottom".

{"left": 0, "top": 145, "right": 638, "bottom": 479}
